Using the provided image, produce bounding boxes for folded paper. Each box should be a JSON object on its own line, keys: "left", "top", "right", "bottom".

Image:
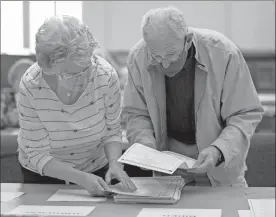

{"left": 118, "top": 143, "right": 196, "bottom": 174}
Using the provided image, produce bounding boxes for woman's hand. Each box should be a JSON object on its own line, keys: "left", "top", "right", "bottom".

{"left": 81, "top": 173, "right": 112, "bottom": 197}
{"left": 105, "top": 160, "right": 137, "bottom": 191}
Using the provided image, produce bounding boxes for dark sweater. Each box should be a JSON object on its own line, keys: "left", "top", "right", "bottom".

{"left": 166, "top": 43, "right": 196, "bottom": 145}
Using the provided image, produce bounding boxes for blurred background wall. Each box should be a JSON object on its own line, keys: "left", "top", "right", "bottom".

{"left": 1, "top": 1, "right": 275, "bottom": 53}
{"left": 83, "top": 1, "right": 275, "bottom": 52}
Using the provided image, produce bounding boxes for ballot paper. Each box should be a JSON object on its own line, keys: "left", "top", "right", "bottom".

{"left": 248, "top": 199, "right": 275, "bottom": 217}
{"left": 47, "top": 189, "right": 107, "bottom": 202}
{"left": 163, "top": 151, "right": 196, "bottom": 169}
{"left": 111, "top": 176, "right": 185, "bottom": 204}
{"left": 137, "top": 208, "right": 222, "bottom": 217}
{"left": 1, "top": 192, "right": 25, "bottom": 202}
{"left": 5, "top": 205, "right": 95, "bottom": 216}
{"left": 238, "top": 210, "right": 252, "bottom": 217}
{"left": 118, "top": 143, "right": 186, "bottom": 174}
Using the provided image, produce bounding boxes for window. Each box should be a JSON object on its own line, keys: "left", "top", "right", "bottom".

{"left": 0, "top": 1, "right": 24, "bottom": 54}
{"left": 55, "top": 1, "right": 82, "bottom": 21}
{"left": 29, "top": 1, "right": 55, "bottom": 52}
{"left": 29, "top": 1, "right": 82, "bottom": 52}
{"left": 1, "top": 1, "right": 82, "bottom": 54}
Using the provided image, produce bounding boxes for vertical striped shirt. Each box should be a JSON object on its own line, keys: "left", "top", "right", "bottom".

{"left": 17, "top": 55, "right": 122, "bottom": 175}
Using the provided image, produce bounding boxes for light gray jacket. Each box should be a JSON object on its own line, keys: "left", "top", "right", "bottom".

{"left": 123, "top": 27, "right": 264, "bottom": 186}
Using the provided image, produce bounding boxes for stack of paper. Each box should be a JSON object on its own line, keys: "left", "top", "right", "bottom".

{"left": 118, "top": 143, "right": 196, "bottom": 174}
{"left": 248, "top": 199, "right": 275, "bottom": 217}
{"left": 110, "top": 176, "right": 185, "bottom": 204}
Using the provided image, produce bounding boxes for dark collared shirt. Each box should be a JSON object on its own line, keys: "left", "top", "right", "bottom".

{"left": 166, "top": 43, "right": 196, "bottom": 145}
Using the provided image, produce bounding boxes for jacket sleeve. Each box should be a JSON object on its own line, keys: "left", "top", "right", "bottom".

{"left": 122, "top": 52, "right": 156, "bottom": 149}
{"left": 17, "top": 79, "right": 53, "bottom": 175}
{"left": 211, "top": 49, "right": 264, "bottom": 169}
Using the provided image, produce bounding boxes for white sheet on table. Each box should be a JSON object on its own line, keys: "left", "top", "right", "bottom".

{"left": 136, "top": 208, "right": 222, "bottom": 217}
{"left": 5, "top": 205, "right": 95, "bottom": 216}
{"left": 47, "top": 189, "right": 106, "bottom": 202}
{"left": 1, "top": 192, "right": 25, "bottom": 202}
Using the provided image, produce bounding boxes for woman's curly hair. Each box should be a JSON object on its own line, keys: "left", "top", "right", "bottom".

{"left": 35, "top": 15, "right": 99, "bottom": 70}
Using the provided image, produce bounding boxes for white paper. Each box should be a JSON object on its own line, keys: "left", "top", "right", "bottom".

{"left": 6, "top": 205, "right": 95, "bottom": 216}
{"left": 163, "top": 151, "right": 196, "bottom": 169}
{"left": 137, "top": 208, "right": 222, "bottom": 217}
{"left": 1, "top": 192, "right": 25, "bottom": 202}
{"left": 118, "top": 143, "right": 184, "bottom": 174}
{"left": 238, "top": 210, "right": 252, "bottom": 217}
{"left": 248, "top": 199, "right": 275, "bottom": 217}
{"left": 47, "top": 189, "right": 107, "bottom": 202}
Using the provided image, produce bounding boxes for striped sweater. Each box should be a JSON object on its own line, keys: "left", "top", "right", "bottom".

{"left": 17, "top": 56, "right": 122, "bottom": 175}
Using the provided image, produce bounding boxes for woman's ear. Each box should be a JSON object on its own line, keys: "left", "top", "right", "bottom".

{"left": 37, "top": 52, "right": 51, "bottom": 69}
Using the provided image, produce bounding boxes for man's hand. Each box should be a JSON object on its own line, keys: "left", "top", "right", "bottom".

{"left": 187, "top": 146, "right": 221, "bottom": 174}
{"left": 105, "top": 160, "right": 137, "bottom": 191}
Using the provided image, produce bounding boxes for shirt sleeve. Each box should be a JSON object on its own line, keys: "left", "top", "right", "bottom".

{"left": 102, "top": 67, "right": 122, "bottom": 145}
{"left": 17, "top": 79, "right": 53, "bottom": 175}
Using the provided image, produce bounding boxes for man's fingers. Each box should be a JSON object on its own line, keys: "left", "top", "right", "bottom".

{"left": 188, "top": 155, "right": 214, "bottom": 174}
{"left": 193, "top": 152, "right": 207, "bottom": 168}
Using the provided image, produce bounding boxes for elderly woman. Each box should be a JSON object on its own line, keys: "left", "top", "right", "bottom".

{"left": 17, "top": 15, "right": 136, "bottom": 195}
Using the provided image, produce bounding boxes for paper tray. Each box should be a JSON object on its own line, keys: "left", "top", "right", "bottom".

{"left": 111, "top": 176, "right": 185, "bottom": 204}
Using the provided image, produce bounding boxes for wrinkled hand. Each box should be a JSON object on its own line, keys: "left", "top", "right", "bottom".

{"left": 105, "top": 161, "right": 137, "bottom": 191}
{"left": 187, "top": 146, "right": 221, "bottom": 174}
{"left": 82, "top": 173, "right": 111, "bottom": 197}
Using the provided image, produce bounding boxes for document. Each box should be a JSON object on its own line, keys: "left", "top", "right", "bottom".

{"left": 47, "top": 189, "right": 107, "bottom": 202}
{"left": 248, "top": 199, "right": 275, "bottom": 217}
{"left": 238, "top": 210, "right": 252, "bottom": 217}
{"left": 162, "top": 151, "right": 196, "bottom": 169}
{"left": 5, "top": 205, "right": 95, "bottom": 216}
{"left": 1, "top": 192, "right": 25, "bottom": 202}
{"left": 137, "top": 208, "right": 222, "bottom": 217}
{"left": 118, "top": 143, "right": 185, "bottom": 174}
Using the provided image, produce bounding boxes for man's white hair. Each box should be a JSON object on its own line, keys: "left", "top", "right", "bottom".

{"left": 141, "top": 6, "right": 187, "bottom": 41}
{"left": 35, "top": 15, "right": 99, "bottom": 69}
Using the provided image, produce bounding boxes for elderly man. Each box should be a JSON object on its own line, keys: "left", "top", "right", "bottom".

{"left": 123, "top": 6, "right": 264, "bottom": 187}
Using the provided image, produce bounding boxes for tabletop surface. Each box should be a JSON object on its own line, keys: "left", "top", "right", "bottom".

{"left": 1, "top": 183, "right": 275, "bottom": 217}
